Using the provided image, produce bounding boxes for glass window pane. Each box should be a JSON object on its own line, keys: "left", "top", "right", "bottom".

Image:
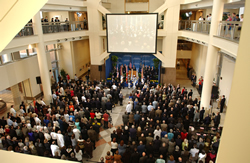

{"left": 52, "top": 62, "right": 57, "bottom": 69}
{"left": 47, "top": 44, "right": 55, "bottom": 51}
{"left": 29, "top": 48, "right": 37, "bottom": 56}
{"left": 2, "top": 54, "right": 12, "bottom": 63}
{"left": 50, "top": 51, "right": 56, "bottom": 62}
{"left": 19, "top": 50, "right": 28, "bottom": 58}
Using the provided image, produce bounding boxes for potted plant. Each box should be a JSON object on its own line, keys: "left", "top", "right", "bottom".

{"left": 60, "top": 69, "right": 67, "bottom": 80}
{"left": 111, "top": 55, "right": 118, "bottom": 68}
{"left": 153, "top": 58, "right": 160, "bottom": 70}
{"left": 138, "top": 73, "right": 141, "bottom": 78}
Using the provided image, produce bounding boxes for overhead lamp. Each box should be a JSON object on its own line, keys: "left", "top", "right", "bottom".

{"left": 65, "top": 38, "right": 68, "bottom": 41}
{"left": 79, "top": 37, "right": 82, "bottom": 39}
{"left": 28, "top": 44, "right": 32, "bottom": 49}
{"left": 72, "top": 37, "right": 75, "bottom": 40}
{"left": 57, "top": 40, "right": 60, "bottom": 42}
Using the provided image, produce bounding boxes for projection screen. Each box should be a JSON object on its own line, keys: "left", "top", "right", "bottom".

{"left": 106, "top": 13, "right": 158, "bottom": 54}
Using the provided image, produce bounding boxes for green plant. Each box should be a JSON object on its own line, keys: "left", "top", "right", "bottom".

{"left": 161, "top": 15, "right": 164, "bottom": 20}
{"left": 153, "top": 58, "right": 160, "bottom": 70}
{"left": 138, "top": 73, "right": 141, "bottom": 78}
{"left": 60, "top": 69, "right": 66, "bottom": 79}
{"left": 111, "top": 55, "right": 118, "bottom": 68}
{"left": 109, "top": 73, "right": 113, "bottom": 77}
{"left": 181, "top": 13, "right": 188, "bottom": 20}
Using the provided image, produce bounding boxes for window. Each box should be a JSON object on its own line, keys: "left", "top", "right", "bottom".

{"left": 28, "top": 48, "right": 37, "bottom": 56}
{"left": 52, "top": 62, "right": 58, "bottom": 69}
{"left": 1, "top": 54, "right": 13, "bottom": 64}
{"left": 50, "top": 51, "right": 57, "bottom": 62}
{"left": 19, "top": 50, "right": 28, "bottom": 58}
{"left": 47, "top": 44, "right": 55, "bottom": 51}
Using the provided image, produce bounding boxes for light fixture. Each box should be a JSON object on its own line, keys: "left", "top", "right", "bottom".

{"left": 191, "top": 39, "right": 194, "bottom": 41}
{"left": 65, "top": 38, "right": 68, "bottom": 41}
{"left": 72, "top": 37, "right": 75, "bottom": 40}
{"left": 28, "top": 44, "right": 32, "bottom": 49}
{"left": 202, "top": 42, "right": 205, "bottom": 44}
{"left": 79, "top": 37, "right": 82, "bottom": 39}
{"left": 57, "top": 40, "right": 60, "bottom": 42}
{"left": 197, "top": 40, "right": 200, "bottom": 43}
{"left": 76, "top": 12, "right": 82, "bottom": 17}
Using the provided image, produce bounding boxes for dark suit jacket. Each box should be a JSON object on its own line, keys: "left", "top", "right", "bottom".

{"left": 220, "top": 98, "right": 225, "bottom": 107}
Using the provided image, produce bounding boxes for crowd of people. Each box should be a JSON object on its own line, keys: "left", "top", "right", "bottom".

{"left": 0, "top": 74, "right": 222, "bottom": 163}
{"left": 102, "top": 83, "right": 221, "bottom": 163}
{"left": 0, "top": 77, "right": 124, "bottom": 162}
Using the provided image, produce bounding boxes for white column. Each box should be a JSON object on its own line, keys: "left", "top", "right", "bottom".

{"left": 216, "top": 1, "right": 250, "bottom": 162}
{"left": 33, "top": 12, "right": 52, "bottom": 104}
{"left": 11, "top": 84, "right": 21, "bottom": 109}
{"left": 200, "top": 0, "right": 225, "bottom": 108}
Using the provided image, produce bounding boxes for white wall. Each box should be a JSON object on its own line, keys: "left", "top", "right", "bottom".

{"left": 219, "top": 55, "right": 235, "bottom": 105}
{"left": 42, "top": 11, "right": 69, "bottom": 21}
{"left": 177, "top": 50, "right": 192, "bottom": 59}
{"left": 108, "top": 0, "right": 125, "bottom": 13}
{"left": 0, "top": 56, "right": 41, "bottom": 97}
{"left": 190, "top": 43, "right": 207, "bottom": 80}
{"left": 157, "top": 39, "right": 162, "bottom": 51}
{"left": 57, "top": 41, "right": 74, "bottom": 78}
{"left": 149, "top": 0, "right": 165, "bottom": 12}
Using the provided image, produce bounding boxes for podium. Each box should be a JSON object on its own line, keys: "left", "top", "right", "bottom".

{"left": 129, "top": 70, "right": 137, "bottom": 76}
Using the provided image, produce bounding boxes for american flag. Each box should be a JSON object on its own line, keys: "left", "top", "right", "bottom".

{"left": 116, "top": 65, "right": 119, "bottom": 78}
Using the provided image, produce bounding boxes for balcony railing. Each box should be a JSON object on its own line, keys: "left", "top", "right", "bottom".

{"left": 41, "top": 21, "right": 88, "bottom": 34}
{"left": 15, "top": 23, "right": 34, "bottom": 37}
{"left": 217, "top": 21, "right": 242, "bottom": 42}
{"left": 177, "top": 43, "right": 192, "bottom": 50}
{"left": 179, "top": 20, "right": 211, "bottom": 34}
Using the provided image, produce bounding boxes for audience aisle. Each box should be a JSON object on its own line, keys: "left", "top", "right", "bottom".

{"left": 87, "top": 88, "right": 130, "bottom": 162}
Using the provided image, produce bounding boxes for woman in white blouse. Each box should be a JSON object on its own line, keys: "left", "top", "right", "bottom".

{"left": 74, "top": 145, "right": 83, "bottom": 161}
{"left": 111, "top": 138, "right": 118, "bottom": 156}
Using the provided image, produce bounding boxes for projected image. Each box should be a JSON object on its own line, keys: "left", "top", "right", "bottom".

{"left": 107, "top": 14, "right": 158, "bottom": 53}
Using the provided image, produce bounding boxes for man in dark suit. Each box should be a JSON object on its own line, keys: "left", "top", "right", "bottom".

{"left": 105, "top": 100, "right": 113, "bottom": 113}
{"left": 220, "top": 95, "right": 226, "bottom": 113}
{"left": 214, "top": 112, "right": 221, "bottom": 130}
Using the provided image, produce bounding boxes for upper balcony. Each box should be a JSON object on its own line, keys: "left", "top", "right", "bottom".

{"left": 179, "top": 20, "right": 211, "bottom": 35}
{"left": 179, "top": 20, "right": 242, "bottom": 43}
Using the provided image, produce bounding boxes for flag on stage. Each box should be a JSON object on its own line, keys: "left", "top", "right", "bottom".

{"left": 120, "top": 65, "right": 122, "bottom": 77}
{"left": 136, "top": 68, "right": 139, "bottom": 80}
{"left": 125, "top": 65, "right": 128, "bottom": 82}
{"left": 131, "top": 69, "right": 133, "bottom": 80}
{"left": 129, "top": 57, "right": 132, "bottom": 70}
{"left": 116, "top": 65, "right": 119, "bottom": 78}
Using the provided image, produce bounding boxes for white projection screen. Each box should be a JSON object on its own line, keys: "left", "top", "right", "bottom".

{"left": 106, "top": 13, "right": 158, "bottom": 54}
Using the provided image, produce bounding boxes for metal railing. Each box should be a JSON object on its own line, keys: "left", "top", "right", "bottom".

{"left": 179, "top": 20, "right": 211, "bottom": 34}
{"left": 41, "top": 21, "right": 88, "bottom": 34}
{"left": 15, "top": 23, "right": 34, "bottom": 37}
{"left": 217, "top": 21, "right": 242, "bottom": 42}
{"left": 177, "top": 43, "right": 192, "bottom": 50}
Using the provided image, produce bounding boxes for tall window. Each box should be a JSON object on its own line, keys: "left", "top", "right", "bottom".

{"left": 1, "top": 54, "right": 13, "bottom": 64}
{"left": 46, "top": 44, "right": 60, "bottom": 82}
{"left": 28, "top": 48, "right": 37, "bottom": 56}
{"left": 19, "top": 50, "right": 28, "bottom": 58}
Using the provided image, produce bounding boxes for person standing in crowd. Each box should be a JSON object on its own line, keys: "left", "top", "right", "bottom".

{"left": 220, "top": 95, "right": 226, "bottom": 113}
